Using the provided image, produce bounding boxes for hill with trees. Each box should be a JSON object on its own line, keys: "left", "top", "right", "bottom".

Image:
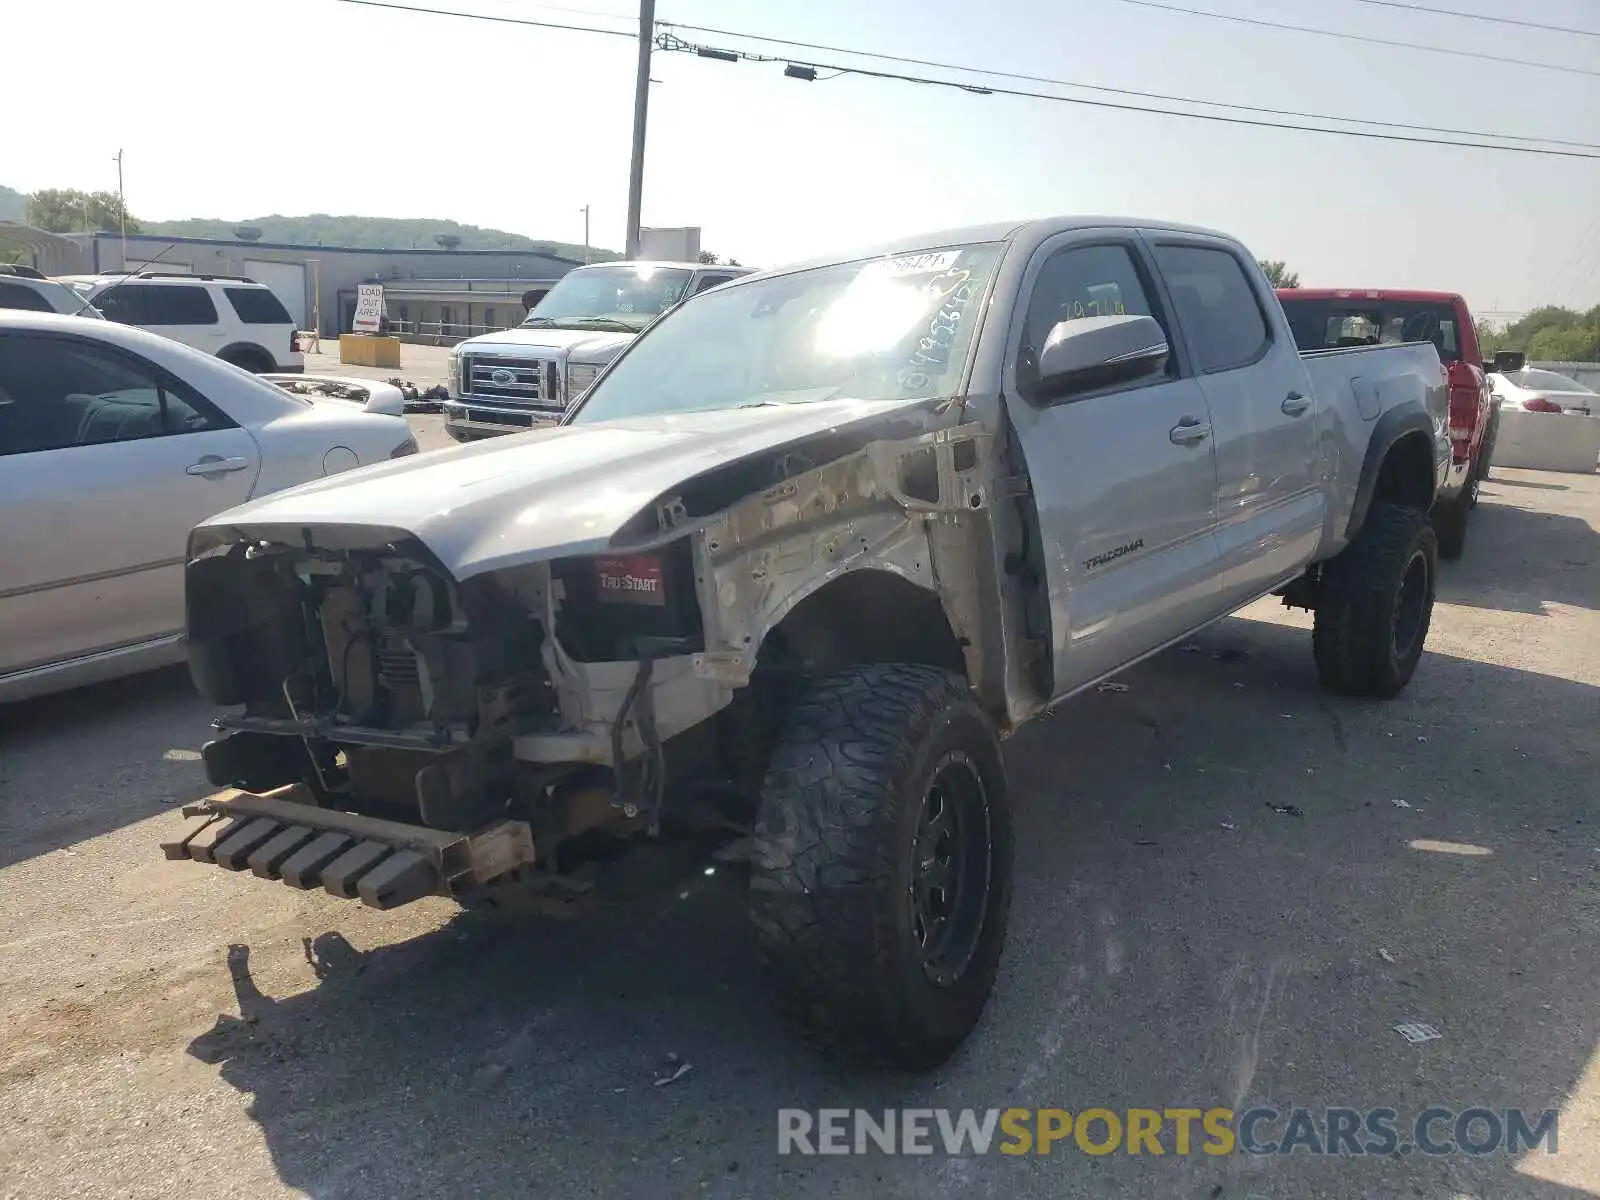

{"left": 1479, "top": 306, "right": 1600, "bottom": 363}
{"left": 2, "top": 184, "right": 619, "bottom": 261}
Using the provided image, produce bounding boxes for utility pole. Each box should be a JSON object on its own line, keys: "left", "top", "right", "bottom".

{"left": 113, "top": 148, "right": 127, "bottom": 266}
{"left": 580, "top": 205, "right": 591, "bottom": 263}
{"left": 624, "top": 0, "right": 655, "bottom": 259}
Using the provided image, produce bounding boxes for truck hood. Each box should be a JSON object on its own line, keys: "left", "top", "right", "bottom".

{"left": 197, "top": 397, "right": 934, "bottom": 578}
{"left": 458, "top": 325, "right": 635, "bottom": 362}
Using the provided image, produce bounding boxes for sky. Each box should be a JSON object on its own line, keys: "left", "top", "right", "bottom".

{"left": 5, "top": 0, "right": 1598, "bottom": 315}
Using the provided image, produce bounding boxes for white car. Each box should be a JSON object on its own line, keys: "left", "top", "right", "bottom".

{"left": 1490, "top": 367, "right": 1597, "bottom": 415}
{"left": 0, "top": 265, "right": 104, "bottom": 317}
{"left": 0, "top": 311, "right": 418, "bottom": 703}
{"left": 57, "top": 271, "right": 304, "bottom": 375}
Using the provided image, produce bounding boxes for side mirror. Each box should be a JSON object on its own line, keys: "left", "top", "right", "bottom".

{"left": 1490, "top": 350, "right": 1525, "bottom": 374}
{"left": 1034, "top": 314, "right": 1169, "bottom": 402}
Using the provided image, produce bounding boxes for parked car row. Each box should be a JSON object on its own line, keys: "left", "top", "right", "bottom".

{"left": 0, "top": 266, "right": 304, "bottom": 374}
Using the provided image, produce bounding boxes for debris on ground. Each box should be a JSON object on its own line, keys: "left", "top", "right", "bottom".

{"left": 1181, "top": 643, "right": 1204, "bottom": 653}
{"left": 1096, "top": 681, "right": 1130, "bottom": 693}
{"left": 1134, "top": 838, "right": 1159, "bottom": 847}
{"left": 1394, "top": 1022, "right": 1442, "bottom": 1044}
{"left": 1416, "top": 735, "right": 1430, "bottom": 744}
{"left": 1392, "top": 798, "right": 1412, "bottom": 809}
{"left": 1232, "top": 682, "right": 1245, "bottom": 689}
{"left": 1266, "top": 803, "right": 1304, "bottom": 817}
{"left": 1220, "top": 821, "right": 1237, "bottom": 831}
{"left": 655, "top": 1062, "right": 694, "bottom": 1087}
{"left": 1377, "top": 948, "right": 1396, "bottom": 964}
{"left": 1213, "top": 648, "right": 1250, "bottom": 663}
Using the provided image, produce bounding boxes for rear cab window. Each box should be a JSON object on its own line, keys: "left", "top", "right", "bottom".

{"left": 225, "top": 287, "right": 293, "bottom": 325}
{"left": 1150, "top": 244, "right": 1271, "bottom": 374}
{"left": 1279, "top": 296, "right": 1461, "bottom": 363}
{"left": 94, "top": 283, "right": 218, "bottom": 326}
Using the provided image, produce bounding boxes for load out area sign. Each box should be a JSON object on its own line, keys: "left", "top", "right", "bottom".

{"left": 353, "top": 284, "right": 385, "bottom": 333}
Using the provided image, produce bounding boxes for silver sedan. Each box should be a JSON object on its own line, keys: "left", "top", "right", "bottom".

{"left": 0, "top": 312, "right": 419, "bottom": 702}
{"left": 1490, "top": 367, "right": 1597, "bottom": 415}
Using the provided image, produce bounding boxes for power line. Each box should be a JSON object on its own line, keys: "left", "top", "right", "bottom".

{"left": 658, "top": 18, "right": 1600, "bottom": 150}
{"left": 1109, "top": 0, "right": 1600, "bottom": 78}
{"left": 658, "top": 34, "right": 1600, "bottom": 160}
{"left": 1346, "top": 0, "right": 1600, "bottom": 38}
{"left": 335, "top": 0, "right": 634, "bottom": 38}
{"left": 337, "top": 1, "right": 1600, "bottom": 156}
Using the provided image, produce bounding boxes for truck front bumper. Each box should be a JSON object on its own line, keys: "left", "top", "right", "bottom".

{"left": 442, "top": 399, "right": 564, "bottom": 438}
{"left": 160, "top": 784, "right": 535, "bottom": 910}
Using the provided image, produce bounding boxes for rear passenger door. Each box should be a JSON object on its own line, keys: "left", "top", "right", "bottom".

{"left": 1001, "top": 231, "right": 1223, "bottom": 699}
{"left": 94, "top": 282, "right": 225, "bottom": 355}
{"left": 1146, "top": 237, "right": 1323, "bottom": 607}
{"left": 0, "top": 334, "right": 260, "bottom": 678}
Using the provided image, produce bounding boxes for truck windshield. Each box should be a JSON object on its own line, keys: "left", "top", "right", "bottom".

{"left": 1279, "top": 297, "right": 1462, "bottom": 363}
{"left": 523, "top": 264, "right": 695, "bottom": 332}
{"left": 567, "top": 243, "right": 1004, "bottom": 424}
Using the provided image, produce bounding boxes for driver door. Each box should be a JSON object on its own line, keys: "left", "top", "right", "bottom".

{"left": 999, "top": 231, "right": 1224, "bottom": 699}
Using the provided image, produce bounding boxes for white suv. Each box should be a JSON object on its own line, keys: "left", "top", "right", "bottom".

{"left": 0, "top": 265, "right": 104, "bottom": 317}
{"left": 61, "top": 272, "right": 304, "bottom": 374}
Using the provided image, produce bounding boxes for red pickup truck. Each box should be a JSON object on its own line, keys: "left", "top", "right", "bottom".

{"left": 1277, "top": 288, "right": 1520, "bottom": 559}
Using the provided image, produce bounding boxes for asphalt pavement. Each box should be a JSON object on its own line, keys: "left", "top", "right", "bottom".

{"left": 1, "top": 465, "right": 1597, "bottom": 1200}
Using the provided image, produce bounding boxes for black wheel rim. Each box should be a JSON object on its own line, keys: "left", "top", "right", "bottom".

{"left": 1393, "top": 550, "right": 1430, "bottom": 660}
{"left": 909, "top": 751, "right": 992, "bottom": 986}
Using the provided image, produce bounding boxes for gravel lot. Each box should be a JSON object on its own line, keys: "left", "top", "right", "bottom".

{"left": 2, "top": 464, "right": 1597, "bottom": 1200}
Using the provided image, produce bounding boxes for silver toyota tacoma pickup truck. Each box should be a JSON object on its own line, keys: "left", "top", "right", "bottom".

{"left": 168, "top": 217, "right": 1450, "bottom": 1069}
{"left": 442, "top": 260, "right": 754, "bottom": 441}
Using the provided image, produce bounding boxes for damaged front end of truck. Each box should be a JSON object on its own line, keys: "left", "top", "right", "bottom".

{"left": 164, "top": 399, "right": 1006, "bottom": 910}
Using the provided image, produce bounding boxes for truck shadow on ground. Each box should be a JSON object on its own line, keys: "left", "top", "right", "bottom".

{"left": 188, "top": 618, "right": 1600, "bottom": 1200}
{"left": 0, "top": 664, "right": 215, "bottom": 870}
{"left": 1438, "top": 485, "right": 1600, "bottom": 616}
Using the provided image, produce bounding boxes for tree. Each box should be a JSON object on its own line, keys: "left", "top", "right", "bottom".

{"left": 435, "top": 233, "right": 462, "bottom": 251}
{"left": 1257, "top": 259, "right": 1300, "bottom": 289}
{"left": 233, "top": 225, "right": 263, "bottom": 241}
{"left": 1487, "top": 304, "right": 1600, "bottom": 364}
{"left": 697, "top": 251, "right": 742, "bottom": 266}
{"left": 25, "top": 188, "right": 141, "bottom": 234}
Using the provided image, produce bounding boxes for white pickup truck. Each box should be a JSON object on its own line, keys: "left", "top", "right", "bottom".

{"left": 442, "top": 260, "right": 754, "bottom": 441}
{"left": 169, "top": 217, "right": 1450, "bottom": 1070}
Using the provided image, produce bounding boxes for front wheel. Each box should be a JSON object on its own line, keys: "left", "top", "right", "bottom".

{"left": 1312, "top": 502, "right": 1437, "bottom": 698}
{"left": 749, "top": 664, "right": 1013, "bottom": 1069}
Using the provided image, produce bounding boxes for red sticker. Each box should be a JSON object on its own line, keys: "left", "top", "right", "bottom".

{"left": 594, "top": 555, "right": 666, "bottom": 606}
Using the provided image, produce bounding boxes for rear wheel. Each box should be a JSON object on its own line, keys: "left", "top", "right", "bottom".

{"left": 219, "top": 347, "right": 272, "bottom": 374}
{"left": 1313, "top": 502, "right": 1437, "bottom": 698}
{"left": 749, "top": 664, "right": 1012, "bottom": 1069}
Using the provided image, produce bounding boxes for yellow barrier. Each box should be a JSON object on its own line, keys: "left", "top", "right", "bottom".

{"left": 338, "top": 335, "right": 402, "bottom": 369}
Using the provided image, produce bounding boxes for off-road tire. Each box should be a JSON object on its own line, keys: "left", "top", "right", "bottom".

{"left": 1431, "top": 485, "right": 1470, "bottom": 560}
{"left": 1313, "top": 502, "right": 1437, "bottom": 699}
{"left": 749, "top": 663, "right": 1012, "bottom": 1069}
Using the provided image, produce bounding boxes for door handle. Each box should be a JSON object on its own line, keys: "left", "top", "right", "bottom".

{"left": 186, "top": 455, "right": 252, "bottom": 477}
{"left": 1169, "top": 418, "right": 1212, "bottom": 446}
{"left": 1282, "top": 391, "right": 1311, "bottom": 417}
